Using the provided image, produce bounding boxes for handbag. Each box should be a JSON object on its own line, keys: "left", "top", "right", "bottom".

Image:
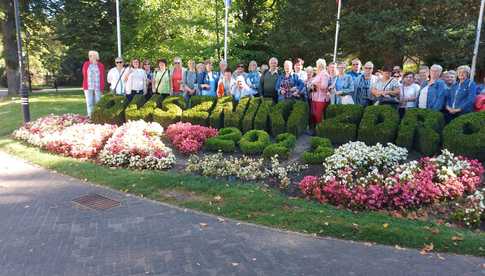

{"left": 377, "top": 78, "right": 399, "bottom": 105}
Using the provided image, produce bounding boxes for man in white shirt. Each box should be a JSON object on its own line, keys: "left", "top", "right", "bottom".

{"left": 107, "top": 57, "right": 127, "bottom": 95}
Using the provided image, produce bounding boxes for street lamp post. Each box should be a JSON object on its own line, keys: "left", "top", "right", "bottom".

{"left": 13, "top": 0, "right": 30, "bottom": 123}
{"left": 471, "top": 0, "right": 485, "bottom": 81}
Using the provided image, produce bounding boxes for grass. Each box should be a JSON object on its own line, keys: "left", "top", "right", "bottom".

{"left": 1, "top": 91, "right": 484, "bottom": 257}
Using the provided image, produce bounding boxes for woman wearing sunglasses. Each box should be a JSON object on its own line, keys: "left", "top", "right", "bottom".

{"left": 107, "top": 57, "right": 128, "bottom": 95}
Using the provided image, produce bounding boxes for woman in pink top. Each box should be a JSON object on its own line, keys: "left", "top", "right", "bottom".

{"left": 310, "top": 58, "right": 330, "bottom": 128}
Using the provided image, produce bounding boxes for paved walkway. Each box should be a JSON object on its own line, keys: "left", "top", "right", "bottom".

{"left": 0, "top": 152, "right": 483, "bottom": 276}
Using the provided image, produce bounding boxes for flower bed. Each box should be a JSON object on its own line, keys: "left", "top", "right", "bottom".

{"left": 300, "top": 142, "right": 484, "bottom": 211}
{"left": 165, "top": 122, "right": 218, "bottom": 154}
{"left": 99, "top": 120, "right": 176, "bottom": 170}
{"left": 13, "top": 114, "right": 90, "bottom": 147}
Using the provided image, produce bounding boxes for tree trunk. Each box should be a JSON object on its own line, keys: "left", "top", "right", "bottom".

{"left": 0, "top": 0, "right": 20, "bottom": 96}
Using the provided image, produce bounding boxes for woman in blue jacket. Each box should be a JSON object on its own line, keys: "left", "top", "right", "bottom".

{"left": 276, "top": 60, "right": 305, "bottom": 101}
{"left": 444, "top": 65, "right": 477, "bottom": 122}
{"left": 417, "top": 64, "right": 446, "bottom": 111}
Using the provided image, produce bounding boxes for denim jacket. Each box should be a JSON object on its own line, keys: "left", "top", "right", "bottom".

{"left": 276, "top": 73, "right": 305, "bottom": 101}
{"left": 417, "top": 79, "right": 446, "bottom": 111}
{"left": 245, "top": 71, "right": 261, "bottom": 93}
{"left": 445, "top": 79, "right": 476, "bottom": 113}
{"left": 333, "top": 74, "right": 354, "bottom": 104}
{"left": 198, "top": 71, "right": 220, "bottom": 97}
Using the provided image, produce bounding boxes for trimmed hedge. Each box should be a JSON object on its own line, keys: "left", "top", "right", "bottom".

{"left": 262, "top": 133, "right": 297, "bottom": 159}
{"left": 204, "top": 127, "right": 242, "bottom": 153}
{"left": 92, "top": 94, "right": 127, "bottom": 125}
{"left": 124, "top": 94, "right": 151, "bottom": 121}
{"left": 239, "top": 129, "right": 271, "bottom": 155}
{"left": 242, "top": 97, "right": 261, "bottom": 132}
{"left": 224, "top": 96, "right": 251, "bottom": 129}
{"left": 209, "top": 96, "right": 234, "bottom": 129}
{"left": 396, "top": 109, "right": 444, "bottom": 155}
{"left": 287, "top": 100, "right": 309, "bottom": 137}
{"left": 254, "top": 99, "right": 273, "bottom": 132}
{"left": 316, "top": 105, "right": 364, "bottom": 144}
{"left": 268, "top": 101, "right": 289, "bottom": 136}
{"left": 152, "top": 95, "right": 186, "bottom": 127}
{"left": 358, "top": 105, "right": 399, "bottom": 145}
{"left": 301, "top": 137, "right": 334, "bottom": 164}
{"left": 137, "top": 94, "right": 163, "bottom": 122}
{"left": 443, "top": 111, "right": 485, "bottom": 161}
{"left": 181, "top": 96, "right": 215, "bottom": 126}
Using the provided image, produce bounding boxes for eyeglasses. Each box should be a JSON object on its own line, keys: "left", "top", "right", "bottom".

{"left": 364, "top": 67, "right": 373, "bottom": 70}
{"left": 116, "top": 61, "right": 123, "bottom": 64}
{"left": 352, "top": 63, "right": 360, "bottom": 66}
{"left": 174, "top": 62, "right": 180, "bottom": 64}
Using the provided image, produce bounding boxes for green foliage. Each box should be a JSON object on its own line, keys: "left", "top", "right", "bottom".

{"left": 242, "top": 97, "right": 262, "bottom": 132}
{"left": 239, "top": 130, "right": 271, "bottom": 155}
{"left": 262, "top": 133, "right": 297, "bottom": 159}
{"left": 253, "top": 98, "right": 273, "bottom": 132}
{"left": 396, "top": 109, "right": 445, "bottom": 155}
{"left": 443, "top": 111, "right": 485, "bottom": 161}
{"left": 268, "top": 101, "right": 291, "bottom": 136}
{"left": 358, "top": 105, "right": 400, "bottom": 145}
{"left": 124, "top": 95, "right": 151, "bottom": 121}
{"left": 181, "top": 96, "right": 215, "bottom": 126}
{"left": 302, "top": 137, "right": 334, "bottom": 165}
{"left": 209, "top": 96, "right": 233, "bottom": 129}
{"left": 224, "top": 96, "right": 251, "bottom": 129}
{"left": 152, "top": 96, "right": 186, "bottom": 127}
{"left": 91, "top": 94, "right": 127, "bottom": 125}
{"left": 287, "top": 100, "right": 309, "bottom": 137}
{"left": 205, "top": 127, "right": 242, "bottom": 153}
{"left": 316, "top": 105, "right": 364, "bottom": 144}
{"left": 137, "top": 94, "right": 164, "bottom": 122}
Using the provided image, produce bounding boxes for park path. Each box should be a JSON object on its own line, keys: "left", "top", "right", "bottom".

{"left": 0, "top": 151, "right": 483, "bottom": 276}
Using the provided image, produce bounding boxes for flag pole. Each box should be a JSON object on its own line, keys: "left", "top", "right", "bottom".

{"left": 224, "top": 0, "right": 230, "bottom": 62}
{"left": 115, "top": 0, "right": 122, "bottom": 57}
{"left": 333, "top": 0, "right": 342, "bottom": 63}
{"left": 471, "top": 0, "right": 485, "bottom": 81}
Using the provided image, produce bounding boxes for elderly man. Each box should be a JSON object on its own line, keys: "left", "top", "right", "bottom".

{"left": 346, "top": 58, "right": 362, "bottom": 81}
{"left": 259, "top": 57, "right": 280, "bottom": 102}
{"left": 417, "top": 64, "right": 446, "bottom": 111}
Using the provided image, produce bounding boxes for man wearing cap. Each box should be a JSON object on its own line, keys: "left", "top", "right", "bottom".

{"left": 107, "top": 57, "right": 128, "bottom": 95}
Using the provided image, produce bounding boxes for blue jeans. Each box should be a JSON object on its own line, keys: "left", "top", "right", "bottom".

{"left": 84, "top": 90, "right": 101, "bottom": 117}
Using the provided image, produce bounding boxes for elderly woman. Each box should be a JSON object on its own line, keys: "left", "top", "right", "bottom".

{"left": 276, "top": 60, "right": 305, "bottom": 101}
{"left": 231, "top": 75, "right": 254, "bottom": 102}
{"left": 195, "top": 63, "right": 205, "bottom": 95}
{"left": 152, "top": 59, "right": 171, "bottom": 96}
{"left": 107, "top": 57, "right": 127, "bottom": 95}
{"left": 199, "top": 60, "right": 219, "bottom": 97}
{"left": 183, "top": 60, "right": 198, "bottom": 101}
{"left": 353, "top": 61, "right": 377, "bottom": 106}
{"left": 417, "top": 64, "right": 446, "bottom": 111}
{"left": 217, "top": 68, "right": 235, "bottom": 97}
{"left": 124, "top": 58, "right": 147, "bottom": 102}
{"left": 331, "top": 61, "right": 355, "bottom": 104}
{"left": 309, "top": 59, "right": 330, "bottom": 130}
{"left": 398, "top": 72, "right": 420, "bottom": 118}
{"left": 416, "top": 65, "right": 430, "bottom": 87}
{"left": 371, "top": 65, "right": 400, "bottom": 107}
{"left": 245, "top": 60, "right": 260, "bottom": 95}
{"left": 82, "top": 50, "right": 105, "bottom": 117}
{"left": 171, "top": 57, "right": 186, "bottom": 95}
{"left": 444, "top": 65, "right": 477, "bottom": 122}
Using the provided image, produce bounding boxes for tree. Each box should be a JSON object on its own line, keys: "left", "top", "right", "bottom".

{"left": 0, "top": 0, "right": 20, "bottom": 95}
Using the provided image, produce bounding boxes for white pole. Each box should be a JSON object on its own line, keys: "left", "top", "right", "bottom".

{"left": 333, "top": 0, "right": 342, "bottom": 63}
{"left": 224, "top": 4, "right": 229, "bottom": 62}
{"left": 471, "top": 0, "right": 485, "bottom": 81}
{"left": 116, "top": 0, "right": 122, "bottom": 57}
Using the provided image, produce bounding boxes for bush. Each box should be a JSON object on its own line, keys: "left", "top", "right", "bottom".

{"left": 443, "top": 111, "right": 485, "bottom": 161}
{"left": 263, "top": 133, "right": 297, "bottom": 159}
{"left": 242, "top": 97, "right": 261, "bottom": 132}
{"left": 316, "top": 105, "right": 363, "bottom": 144}
{"left": 287, "top": 100, "right": 309, "bottom": 137}
{"left": 181, "top": 96, "right": 215, "bottom": 126}
{"left": 92, "top": 94, "right": 128, "bottom": 125}
{"left": 205, "top": 127, "right": 242, "bottom": 152}
{"left": 124, "top": 94, "right": 151, "bottom": 121}
{"left": 358, "top": 105, "right": 399, "bottom": 145}
{"left": 224, "top": 96, "right": 251, "bottom": 129}
{"left": 137, "top": 94, "right": 163, "bottom": 122}
{"left": 153, "top": 96, "right": 186, "bottom": 127}
{"left": 239, "top": 129, "right": 271, "bottom": 155}
{"left": 209, "top": 96, "right": 233, "bottom": 129}
{"left": 396, "top": 109, "right": 444, "bottom": 155}
{"left": 301, "top": 137, "right": 334, "bottom": 164}
{"left": 253, "top": 99, "right": 273, "bottom": 132}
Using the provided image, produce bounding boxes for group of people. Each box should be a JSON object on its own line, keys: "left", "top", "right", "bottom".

{"left": 82, "top": 50, "right": 484, "bottom": 133}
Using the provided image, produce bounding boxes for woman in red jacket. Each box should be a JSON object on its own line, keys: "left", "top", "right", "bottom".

{"left": 82, "top": 50, "right": 105, "bottom": 117}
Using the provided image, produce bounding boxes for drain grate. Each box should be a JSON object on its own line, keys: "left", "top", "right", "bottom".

{"left": 72, "top": 193, "right": 120, "bottom": 210}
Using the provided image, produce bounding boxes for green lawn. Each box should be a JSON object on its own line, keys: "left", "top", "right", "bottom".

{"left": 1, "top": 91, "right": 484, "bottom": 257}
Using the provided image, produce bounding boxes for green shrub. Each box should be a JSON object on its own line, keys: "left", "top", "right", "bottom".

{"left": 301, "top": 137, "right": 334, "bottom": 164}
{"left": 91, "top": 94, "right": 128, "bottom": 125}
{"left": 316, "top": 105, "right": 364, "bottom": 144}
{"left": 242, "top": 97, "right": 261, "bottom": 132}
{"left": 254, "top": 99, "right": 273, "bottom": 132}
{"left": 287, "top": 100, "right": 309, "bottom": 137}
{"left": 181, "top": 96, "right": 215, "bottom": 126}
{"left": 269, "top": 101, "right": 288, "bottom": 136}
{"left": 262, "top": 133, "right": 297, "bottom": 159}
{"left": 205, "top": 127, "right": 242, "bottom": 153}
{"left": 443, "top": 111, "right": 485, "bottom": 161}
{"left": 224, "top": 96, "right": 251, "bottom": 129}
{"left": 358, "top": 105, "right": 399, "bottom": 145}
{"left": 152, "top": 96, "right": 186, "bottom": 127}
{"left": 239, "top": 129, "right": 271, "bottom": 155}
{"left": 209, "top": 96, "right": 233, "bottom": 129}
{"left": 124, "top": 94, "right": 150, "bottom": 121}
{"left": 396, "top": 109, "right": 444, "bottom": 155}
{"left": 136, "top": 94, "right": 163, "bottom": 122}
